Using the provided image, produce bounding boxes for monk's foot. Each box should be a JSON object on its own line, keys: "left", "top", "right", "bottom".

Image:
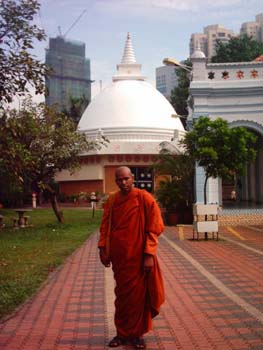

{"left": 132, "top": 337, "right": 146, "bottom": 349}
{"left": 108, "top": 336, "right": 126, "bottom": 347}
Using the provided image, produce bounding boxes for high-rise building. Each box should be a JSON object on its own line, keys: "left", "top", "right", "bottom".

{"left": 240, "top": 21, "right": 260, "bottom": 41}
{"left": 155, "top": 65, "right": 179, "bottom": 100}
{"left": 190, "top": 25, "right": 236, "bottom": 60}
{"left": 45, "top": 36, "right": 92, "bottom": 111}
{"left": 240, "top": 13, "right": 263, "bottom": 43}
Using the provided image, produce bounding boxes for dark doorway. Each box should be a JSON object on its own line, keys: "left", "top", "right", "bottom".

{"left": 130, "top": 167, "right": 153, "bottom": 192}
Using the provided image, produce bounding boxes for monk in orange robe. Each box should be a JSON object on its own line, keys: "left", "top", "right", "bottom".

{"left": 98, "top": 166, "right": 165, "bottom": 349}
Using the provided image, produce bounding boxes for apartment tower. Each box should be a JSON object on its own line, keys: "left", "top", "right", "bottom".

{"left": 190, "top": 24, "right": 236, "bottom": 60}
{"left": 240, "top": 13, "right": 263, "bottom": 43}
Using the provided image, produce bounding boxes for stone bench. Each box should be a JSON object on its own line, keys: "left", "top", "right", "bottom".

{"left": 23, "top": 215, "right": 30, "bottom": 226}
{"left": 13, "top": 217, "right": 19, "bottom": 228}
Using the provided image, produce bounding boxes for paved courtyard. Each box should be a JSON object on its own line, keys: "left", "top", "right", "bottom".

{"left": 0, "top": 224, "right": 262, "bottom": 350}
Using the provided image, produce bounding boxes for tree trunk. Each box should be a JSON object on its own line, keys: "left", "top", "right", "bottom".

{"left": 204, "top": 175, "right": 209, "bottom": 240}
{"left": 50, "top": 192, "right": 64, "bottom": 223}
{"left": 43, "top": 184, "right": 64, "bottom": 223}
{"left": 204, "top": 175, "right": 208, "bottom": 205}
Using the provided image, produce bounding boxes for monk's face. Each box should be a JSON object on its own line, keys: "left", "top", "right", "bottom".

{"left": 115, "top": 168, "right": 134, "bottom": 194}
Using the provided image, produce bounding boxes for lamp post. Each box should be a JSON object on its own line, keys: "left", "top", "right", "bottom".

{"left": 163, "top": 57, "right": 192, "bottom": 73}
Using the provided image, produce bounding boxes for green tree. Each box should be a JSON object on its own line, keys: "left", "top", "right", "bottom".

{"left": 62, "top": 95, "right": 89, "bottom": 126}
{"left": 170, "top": 59, "right": 191, "bottom": 127}
{"left": 211, "top": 35, "right": 263, "bottom": 63}
{"left": 0, "top": 99, "right": 107, "bottom": 222}
{"left": 0, "top": 0, "right": 47, "bottom": 105}
{"left": 182, "top": 116, "right": 257, "bottom": 204}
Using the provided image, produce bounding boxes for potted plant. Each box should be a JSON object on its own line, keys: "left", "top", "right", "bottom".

{"left": 153, "top": 150, "right": 195, "bottom": 225}
{"left": 155, "top": 179, "right": 188, "bottom": 225}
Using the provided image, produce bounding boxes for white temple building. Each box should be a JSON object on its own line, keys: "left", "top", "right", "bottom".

{"left": 56, "top": 33, "right": 185, "bottom": 195}
{"left": 189, "top": 46, "right": 263, "bottom": 205}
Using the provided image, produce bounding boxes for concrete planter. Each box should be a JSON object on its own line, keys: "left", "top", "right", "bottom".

{"left": 193, "top": 204, "right": 219, "bottom": 240}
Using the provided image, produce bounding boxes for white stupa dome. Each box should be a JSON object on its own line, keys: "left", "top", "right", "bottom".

{"left": 78, "top": 79, "right": 184, "bottom": 131}
{"left": 78, "top": 33, "right": 184, "bottom": 154}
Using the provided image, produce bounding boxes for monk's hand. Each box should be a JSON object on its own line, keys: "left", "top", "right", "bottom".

{"left": 99, "top": 247, "right": 111, "bottom": 268}
{"left": 143, "top": 253, "right": 154, "bottom": 273}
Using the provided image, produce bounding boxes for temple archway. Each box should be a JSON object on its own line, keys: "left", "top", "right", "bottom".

{"left": 223, "top": 120, "right": 263, "bottom": 205}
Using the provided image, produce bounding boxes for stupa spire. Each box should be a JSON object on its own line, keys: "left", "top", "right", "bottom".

{"left": 196, "top": 39, "right": 201, "bottom": 51}
{"left": 113, "top": 32, "right": 145, "bottom": 82}
{"left": 121, "top": 32, "right": 136, "bottom": 64}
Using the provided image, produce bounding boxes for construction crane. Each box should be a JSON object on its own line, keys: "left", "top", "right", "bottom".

{"left": 57, "top": 26, "right": 62, "bottom": 36}
{"left": 58, "top": 9, "right": 87, "bottom": 38}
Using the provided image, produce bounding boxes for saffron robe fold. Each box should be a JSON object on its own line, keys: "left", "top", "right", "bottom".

{"left": 98, "top": 188, "right": 165, "bottom": 338}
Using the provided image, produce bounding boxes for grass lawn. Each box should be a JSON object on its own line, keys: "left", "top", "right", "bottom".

{"left": 0, "top": 207, "right": 102, "bottom": 320}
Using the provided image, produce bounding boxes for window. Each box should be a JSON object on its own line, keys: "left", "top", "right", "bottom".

{"left": 158, "top": 87, "right": 167, "bottom": 94}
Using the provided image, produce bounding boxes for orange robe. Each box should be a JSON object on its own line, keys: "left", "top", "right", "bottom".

{"left": 98, "top": 188, "right": 165, "bottom": 338}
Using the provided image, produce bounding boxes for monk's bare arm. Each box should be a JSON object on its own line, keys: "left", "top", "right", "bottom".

{"left": 98, "top": 200, "right": 111, "bottom": 267}
{"left": 99, "top": 247, "right": 111, "bottom": 267}
{"left": 98, "top": 207, "right": 109, "bottom": 248}
{"left": 144, "top": 253, "right": 154, "bottom": 271}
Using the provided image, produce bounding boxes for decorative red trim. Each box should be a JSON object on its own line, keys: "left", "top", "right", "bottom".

{"left": 125, "top": 155, "right": 132, "bottom": 162}
{"left": 117, "top": 155, "right": 124, "bottom": 162}
{"left": 142, "top": 155, "right": 149, "bottom": 162}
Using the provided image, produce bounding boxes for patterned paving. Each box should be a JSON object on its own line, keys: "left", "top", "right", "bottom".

{"left": 219, "top": 207, "right": 263, "bottom": 226}
{"left": 0, "top": 226, "right": 262, "bottom": 349}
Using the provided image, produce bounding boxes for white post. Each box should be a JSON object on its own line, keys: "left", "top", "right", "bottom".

{"left": 32, "top": 193, "right": 37, "bottom": 209}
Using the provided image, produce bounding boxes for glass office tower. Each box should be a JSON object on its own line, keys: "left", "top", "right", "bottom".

{"left": 45, "top": 36, "right": 91, "bottom": 111}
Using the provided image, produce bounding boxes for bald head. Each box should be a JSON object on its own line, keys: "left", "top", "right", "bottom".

{"left": 115, "top": 166, "right": 134, "bottom": 194}
{"left": 115, "top": 166, "right": 132, "bottom": 177}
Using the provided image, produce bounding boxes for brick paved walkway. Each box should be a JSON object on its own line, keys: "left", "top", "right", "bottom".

{"left": 0, "top": 225, "right": 263, "bottom": 350}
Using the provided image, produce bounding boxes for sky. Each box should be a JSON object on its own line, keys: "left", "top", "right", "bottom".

{"left": 33, "top": 0, "right": 263, "bottom": 99}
